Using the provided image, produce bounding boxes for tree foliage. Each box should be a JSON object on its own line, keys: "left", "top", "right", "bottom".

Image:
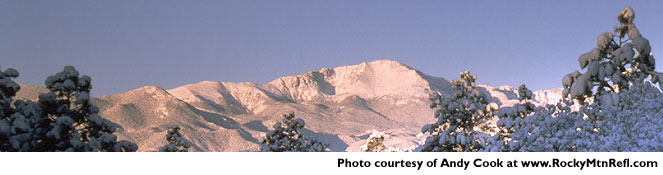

{"left": 262, "top": 112, "right": 329, "bottom": 152}
{"left": 417, "top": 70, "right": 498, "bottom": 152}
{"left": 488, "top": 84, "right": 536, "bottom": 151}
{"left": 562, "top": 7, "right": 660, "bottom": 106}
{"left": 0, "top": 65, "right": 21, "bottom": 150}
{"left": 485, "top": 82, "right": 663, "bottom": 152}
{"left": 0, "top": 65, "right": 137, "bottom": 152}
{"left": 159, "top": 126, "right": 190, "bottom": 152}
{"left": 481, "top": 7, "right": 663, "bottom": 152}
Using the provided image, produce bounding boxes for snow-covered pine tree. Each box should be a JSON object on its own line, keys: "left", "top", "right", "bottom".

{"left": 37, "top": 66, "right": 137, "bottom": 151}
{"left": 6, "top": 98, "right": 44, "bottom": 151}
{"left": 494, "top": 98, "right": 590, "bottom": 152}
{"left": 262, "top": 112, "right": 329, "bottom": 152}
{"left": 497, "top": 82, "right": 663, "bottom": 152}
{"left": 562, "top": 7, "right": 661, "bottom": 106}
{"left": 0, "top": 65, "right": 19, "bottom": 118}
{"left": 0, "top": 65, "right": 21, "bottom": 150}
{"left": 159, "top": 126, "right": 190, "bottom": 152}
{"left": 0, "top": 65, "right": 55, "bottom": 151}
{"left": 487, "top": 84, "right": 536, "bottom": 151}
{"left": 551, "top": 6, "right": 663, "bottom": 151}
{"left": 417, "top": 70, "right": 499, "bottom": 152}
{"left": 491, "top": 7, "right": 663, "bottom": 152}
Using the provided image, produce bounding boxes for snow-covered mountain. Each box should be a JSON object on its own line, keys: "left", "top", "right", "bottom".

{"left": 15, "top": 60, "right": 564, "bottom": 151}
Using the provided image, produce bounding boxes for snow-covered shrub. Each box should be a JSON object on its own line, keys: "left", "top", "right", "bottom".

{"left": 417, "top": 70, "right": 499, "bottom": 152}
{"left": 359, "top": 130, "right": 403, "bottom": 152}
{"left": 487, "top": 84, "right": 536, "bottom": 151}
{"left": 159, "top": 126, "right": 190, "bottom": 152}
{"left": 491, "top": 99, "right": 589, "bottom": 151}
{"left": 489, "top": 82, "right": 663, "bottom": 152}
{"left": 589, "top": 82, "right": 663, "bottom": 151}
{"left": 562, "top": 7, "right": 661, "bottom": 105}
{"left": 262, "top": 112, "right": 329, "bottom": 152}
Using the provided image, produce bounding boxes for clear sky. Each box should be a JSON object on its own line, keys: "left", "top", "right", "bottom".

{"left": 1, "top": 0, "right": 662, "bottom": 97}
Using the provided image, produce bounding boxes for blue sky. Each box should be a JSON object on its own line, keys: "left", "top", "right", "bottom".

{"left": 1, "top": 0, "right": 662, "bottom": 97}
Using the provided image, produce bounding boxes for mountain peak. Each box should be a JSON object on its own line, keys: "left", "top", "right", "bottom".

{"left": 362, "top": 59, "right": 413, "bottom": 69}
{"left": 325, "top": 59, "right": 415, "bottom": 76}
{"left": 133, "top": 86, "right": 169, "bottom": 94}
{"left": 108, "top": 85, "right": 179, "bottom": 102}
{"left": 263, "top": 59, "right": 451, "bottom": 102}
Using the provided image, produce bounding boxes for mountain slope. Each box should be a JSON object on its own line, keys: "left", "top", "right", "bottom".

{"left": 14, "top": 60, "right": 564, "bottom": 151}
{"left": 164, "top": 60, "right": 448, "bottom": 151}
{"left": 93, "top": 86, "right": 264, "bottom": 151}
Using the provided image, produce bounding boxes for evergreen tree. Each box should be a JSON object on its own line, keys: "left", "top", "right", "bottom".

{"left": 562, "top": 7, "right": 661, "bottom": 106}
{"left": 482, "top": 7, "right": 663, "bottom": 152}
{"left": 1, "top": 65, "right": 137, "bottom": 151}
{"left": 159, "top": 126, "right": 190, "bottom": 152}
{"left": 417, "top": 70, "right": 499, "bottom": 152}
{"left": 262, "top": 112, "right": 329, "bottom": 152}
{"left": 488, "top": 82, "right": 663, "bottom": 152}
{"left": 0, "top": 65, "right": 21, "bottom": 150}
{"left": 37, "top": 66, "right": 137, "bottom": 151}
{"left": 0, "top": 65, "right": 19, "bottom": 118}
{"left": 489, "top": 84, "right": 536, "bottom": 151}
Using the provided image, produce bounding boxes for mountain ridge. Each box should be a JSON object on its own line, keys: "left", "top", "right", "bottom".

{"left": 14, "top": 59, "right": 564, "bottom": 151}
